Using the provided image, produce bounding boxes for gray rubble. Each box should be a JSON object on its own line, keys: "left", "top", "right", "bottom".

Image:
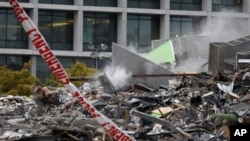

{"left": 1, "top": 44, "right": 250, "bottom": 141}
{"left": 0, "top": 67, "right": 250, "bottom": 141}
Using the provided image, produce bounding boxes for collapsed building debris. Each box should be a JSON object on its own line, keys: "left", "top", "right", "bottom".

{"left": 0, "top": 68, "right": 250, "bottom": 141}
{"left": 9, "top": 0, "right": 134, "bottom": 140}
{"left": 1, "top": 44, "right": 250, "bottom": 141}
{"left": 4, "top": 0, "right": 250, "bottom": 141}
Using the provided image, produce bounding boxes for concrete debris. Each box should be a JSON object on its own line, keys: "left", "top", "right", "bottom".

{"left": 1, "top": 68, "right": 250, "bottom": 141}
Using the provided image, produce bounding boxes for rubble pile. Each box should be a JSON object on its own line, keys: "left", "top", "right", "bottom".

{"left": 6, "top": 0, "right": 250, "bottom": 140}
{"left": 0, "top": 68, "right": 250, "bottom": 141}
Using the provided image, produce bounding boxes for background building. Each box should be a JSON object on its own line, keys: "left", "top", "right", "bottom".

{"left": 0, "top": 0, "right": 250, "bottom": 82}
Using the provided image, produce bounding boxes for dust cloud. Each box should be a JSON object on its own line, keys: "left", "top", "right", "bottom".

{"left": 200, "top": 14, "right": 248, "bottom": 42}
{"left": 103, "top": 65, "right": 132, "bottom": 89}
{"left": 102, "top": 9, "right": 250, "bottom": 87}
{"left": 171, "top": 9, "right": 250, "bottom": 73}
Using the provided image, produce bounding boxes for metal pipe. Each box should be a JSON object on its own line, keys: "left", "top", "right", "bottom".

{"left": 132, "top": 73, "right": 201, "bottom": 78}
{"left": 68, "top": 77, "right": 97, "bottom": 81}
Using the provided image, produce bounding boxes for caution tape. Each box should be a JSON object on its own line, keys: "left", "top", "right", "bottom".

{"left": 8, "top": 0, "right": 135, "bottom": 140}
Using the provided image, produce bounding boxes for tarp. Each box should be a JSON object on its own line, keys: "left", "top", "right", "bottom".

{"left": 147, "top": 40, "right": 175, "bottom": 64}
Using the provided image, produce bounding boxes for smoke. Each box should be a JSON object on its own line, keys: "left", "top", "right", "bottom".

{"left": 171, "top": 57, "right": 207, "bottom": 73}
{"left": 103, "top": 65, "right": 132, "bottom": 89}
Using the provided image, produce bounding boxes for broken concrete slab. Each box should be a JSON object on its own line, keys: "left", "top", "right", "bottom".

{"left": 112, "top": 43, "right": 175, "bottom": 89}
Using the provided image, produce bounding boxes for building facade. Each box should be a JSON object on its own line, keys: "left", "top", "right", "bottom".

{"left": 0, "top": 0, "right": 249, "bottom": 82}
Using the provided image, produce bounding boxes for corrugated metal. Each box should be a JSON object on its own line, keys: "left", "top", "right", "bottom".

{"left": 209, "top": 35, "right": 250, "bottom": 72}
{"left": 208, "top": 43, "right": 226, "bottom": 72}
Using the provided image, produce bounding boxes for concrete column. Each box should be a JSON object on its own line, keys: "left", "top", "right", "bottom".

{"left": 73, "top": 0, "right": 83, "bottom": 51}
{"left": 30, "top": 56, "right": 37, "bottom": 77}
{"left": 30, "top": 0, "right": 38, "bottom": 4}
{"left": 160, "top": 0, "right": 169, "bottom": 10}
{"left": 202, "top": 0, "right": 212, "bottom": 12}
{"left": 160, "top": 15, "right": 170, "bottom": 40}
{"left": 243, "top": 0, "right": 250, "bottom": 13}
{"left": 74, "top": 0, "right": 83, "bottom": 5}
{"left": 29, "top": 0, "right": 38, "bottom": 50}
{"left": 73, "top": 11, "right": 83, "bottom": 51}
{"left": 117, "top": 0, "right": 127, "bottom": 47}
{"left": 117, "top": 0, "right": 127, "bottom": 7}
{"left": 160, "top": 0, "right": 170, "bottom": 40}
{"left": 202, "top": 0, "right": 212, "bottom": 36}
{"left": 29, "top": 0, "right": 38, "bottom": 77}
{"left": 243, "top": 0, "right": 250, "bottom": 34}
{"left": 117, "top": 13, "right": 127, "bottom": 47}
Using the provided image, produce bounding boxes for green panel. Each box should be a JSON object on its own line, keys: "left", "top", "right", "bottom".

{"left": 147, "top": 40, "right": 175, "bottom": 64}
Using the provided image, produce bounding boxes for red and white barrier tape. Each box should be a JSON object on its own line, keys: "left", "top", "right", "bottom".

{"left": 8, "top": 0, "right": 135, "bottom": 140}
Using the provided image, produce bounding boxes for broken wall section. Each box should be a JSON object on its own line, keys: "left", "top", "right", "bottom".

{"left": 111, "top": 43, "right": 175, "bottom": 89}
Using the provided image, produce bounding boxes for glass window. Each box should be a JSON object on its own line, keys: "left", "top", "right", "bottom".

{"left": 36, "top": 57, "right": 97, "bottom": 82}
{"left": 37, "top": 57, "right": 74, "bottom": 83}
{"left": 0, "top": 9, "right": 28, "bottom": 49}
{"left": 39, "top": 0, "right": 73, "bottom": 5}
{"left": 75, "top": 58, "right": 96, "bottom": 69}
{"left": 170, "top": 0, "right": 202, "bottom": 11}
{"left": 127, "top": 14, "right": 160, "bottom": 53}
{"left": 36, "top": 57, "right": 50, "bottom": 83}
{"left": 57, "top": 57, "right": 74, "bottom": 68}
{"left": 224, "top": 0, "right": 234, "bottom": 5}
{"left": 83, "top": 13, "right": 117, "bottom": 52}
{"left": 139, "top": 18, "right": 151, "bottom": 46}
{"left": 127, "top": 16, "right": 138, "bottom": 47}
{"left": 170, "top": 16, "right": 202, "bottom": 38}
{"left": 170, "top": 20, "right": 181, "bottom": 38}
{"left": 0, "top": 55, "right": 30, "bottom": 71}
{"left": 128, "top": 0, "right": 160, "bottom": 9}
{"left": 0, "top": 10, "right": 7, "bottom": 48}
{"left": 39, "top": 10, "right": 74, "bottom": 50}
{"left": 212, "top": 0, "right": 242, "bottom": 12}
{"left": 84, "top": 0, "right": 117, "bottom": 7}
{"left": 182, "top": 22, "right": 192, "bottom": 36}
{"left": 59, "top": 57, "right": 103, "bottom": 71}
{"left": 0, "top": 56, "right": 6, "bottom": 66}
{"left": 75, "top": 57, "right": 110, "bottom": 71}
{"left": 213, "top": 0, "right": 222, "bottom": 4}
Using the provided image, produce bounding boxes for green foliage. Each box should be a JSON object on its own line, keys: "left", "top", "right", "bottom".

{"left": 0, "top": 61, "right": 40, "bottom": 96}
{"left": 43, "top": 74, "right": 60, "bottom": 87}
{"left": 44, "top": 61, "right": 97, "bottom": 87}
